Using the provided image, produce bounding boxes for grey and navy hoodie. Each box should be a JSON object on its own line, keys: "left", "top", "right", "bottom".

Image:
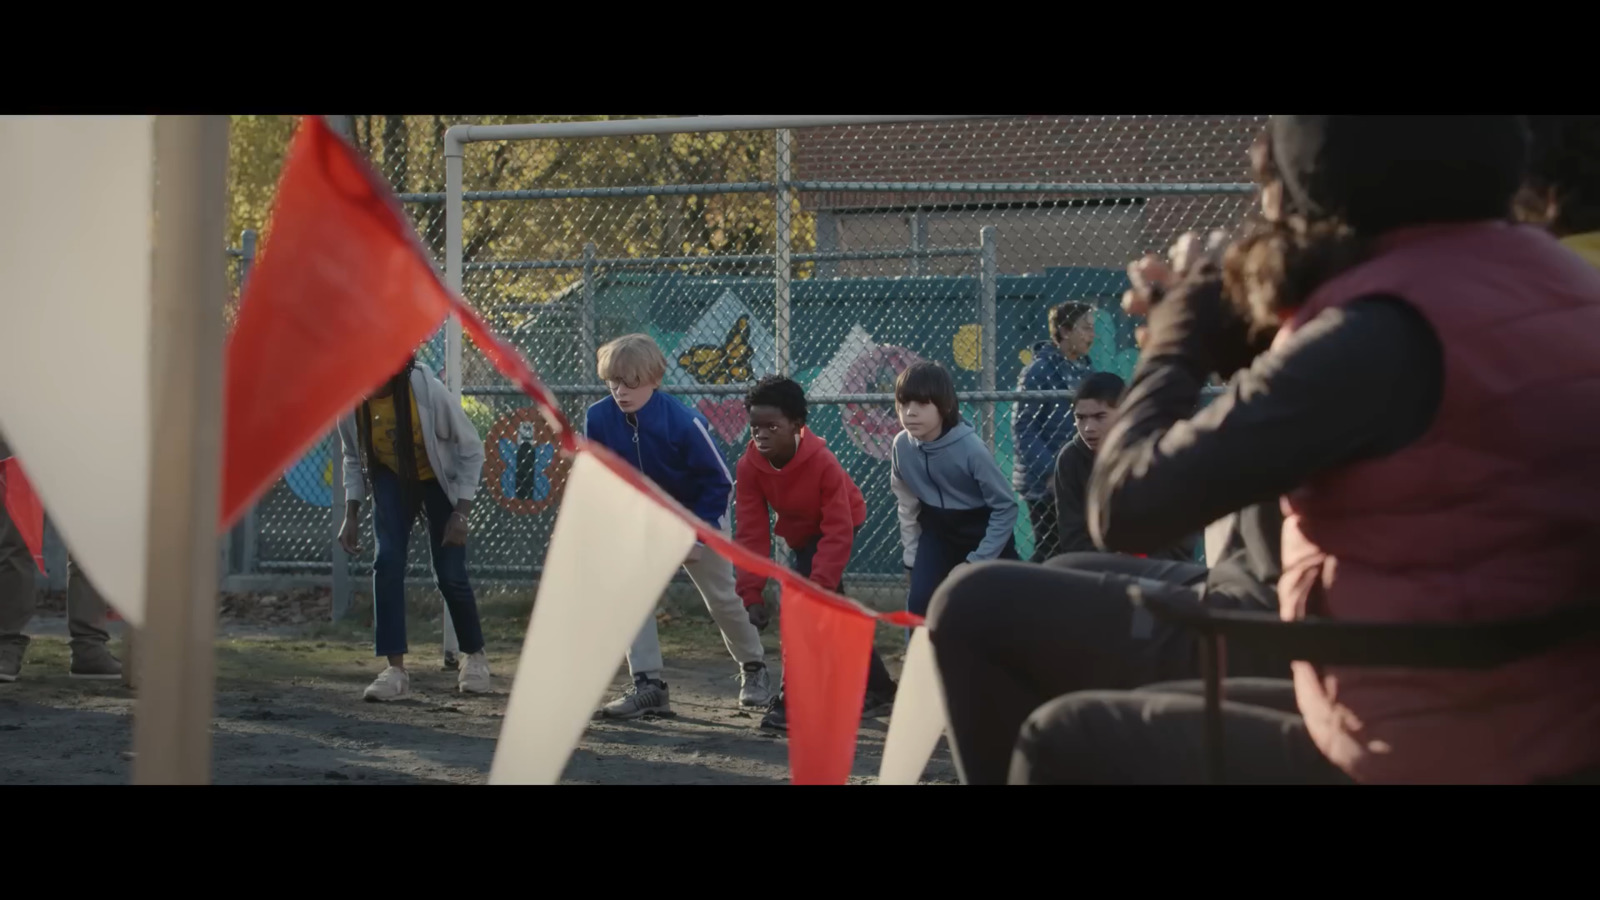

{"left": 889, "top": 419, "right": 1019, "bottom": 566}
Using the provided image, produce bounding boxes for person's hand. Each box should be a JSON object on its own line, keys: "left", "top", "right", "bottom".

{"left": 442, "top": 511, "right": 470, "bottom": 547}
{"left": 1123, "top": 253, "right": 1174, "bottom": 319}
{"left": 338, "top": 514, "right": 361, "bottom": 555}
{"left": 1122, "top": 230, "right": 1229, "bottom": 318}
{"left": 746, "top": 601, "right": 770, "bottom": 631}
{"left": 1130, "top": 230, "right": 1267, "bottom": 380}
{"left": 684, "top": 543, "right": 704, "bottom": 565}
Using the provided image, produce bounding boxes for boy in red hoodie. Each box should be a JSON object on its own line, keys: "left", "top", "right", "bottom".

{"left": 735, "top": 375, "right": 898, "bottom": 731}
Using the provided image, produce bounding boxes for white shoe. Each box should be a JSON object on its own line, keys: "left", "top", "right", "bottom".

{"left": 458, "top": 650, "right": 492, "bottom": 694}
{"left": 363, "top": 665, "right": 410, "bottom": 702}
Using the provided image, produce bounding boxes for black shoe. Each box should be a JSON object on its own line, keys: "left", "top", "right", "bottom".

{"left": 759, "top": 692, "right": 788, "bottom": 732}
{"left": 861, "top": 690, "right": 896, "bottom": 720}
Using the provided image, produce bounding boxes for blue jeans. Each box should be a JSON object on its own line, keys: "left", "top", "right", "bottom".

{"left": 371, "top": 465, "right": 485, "bottom": 658}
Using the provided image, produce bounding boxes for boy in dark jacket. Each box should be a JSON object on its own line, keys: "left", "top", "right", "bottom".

{"left": 585, "top": 334, "right": 771, "bottom": 719}
{"left": 1052, "top": 372, "right": 1196, "bottom": 561}
{"left": 732, "top": 375, "right": 898, "bottom": 731}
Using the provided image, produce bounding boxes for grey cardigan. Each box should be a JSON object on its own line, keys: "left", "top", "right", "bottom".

{"left": 337, "top": 363, "right": 485, "bottom": 507}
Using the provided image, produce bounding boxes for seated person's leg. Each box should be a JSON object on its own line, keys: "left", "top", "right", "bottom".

{"left": 926, "top": 560, "right": 1206, "bottom": 785}
{"left": 1133, "top": 677, "right": 1300, "bottom": 715}
{"left": 1048, "top": 551, "right": 1209, "bottom": 587}
{"left": 1008, "top": 689, "right": 1351, "bottom": 785}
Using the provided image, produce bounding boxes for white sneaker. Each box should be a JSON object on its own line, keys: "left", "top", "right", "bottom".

{"left": 458, "top": 650, "right": 492, "bottom": 694}
{"left": 363, "top": 665, "right": 410, "bottom": 702}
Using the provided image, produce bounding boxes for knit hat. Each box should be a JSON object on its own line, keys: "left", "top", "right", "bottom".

{"left": 1268, "top": 116, "right": 1529, "bottom": 236}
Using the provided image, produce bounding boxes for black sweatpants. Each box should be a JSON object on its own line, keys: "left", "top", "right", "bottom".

{"left": 786, "top": 530, "right": 896, "bottom": 700}
{"left": 1009, "top": 678, "right": 1352, "bottom": 784}
{"left": 925, "top": 551, "right": 1287, "bottom": 785}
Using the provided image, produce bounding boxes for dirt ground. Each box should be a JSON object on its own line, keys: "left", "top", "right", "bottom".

{"left": 0, "top": 588, "right": 958, "bottom": 785}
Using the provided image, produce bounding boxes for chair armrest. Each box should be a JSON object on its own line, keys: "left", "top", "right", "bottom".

{"left": 1129, "top": 585, "right": 1600, "bottom": 670}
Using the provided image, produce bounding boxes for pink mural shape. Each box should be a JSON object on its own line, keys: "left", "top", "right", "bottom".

{"left": 696, "top": 396, "right": 749, "bottom": 446}
{"left": 841, "top": 344, "right": 924, "bottom": 461}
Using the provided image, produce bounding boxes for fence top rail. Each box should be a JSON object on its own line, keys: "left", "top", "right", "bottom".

{"left": 443, "top": 115, "right": 991, "bottom": 156}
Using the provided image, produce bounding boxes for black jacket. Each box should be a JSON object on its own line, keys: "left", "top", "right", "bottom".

{"left": 1053, "top": 434, "right": 1196, "bottom": 561}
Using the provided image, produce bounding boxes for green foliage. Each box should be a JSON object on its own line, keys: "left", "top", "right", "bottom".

{"left": 460, "top": 395, "right": 495, "bottom": 438}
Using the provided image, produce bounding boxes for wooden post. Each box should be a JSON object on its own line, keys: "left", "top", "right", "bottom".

{"left": 130, "top": 115, "right": 229, "bottom": 785}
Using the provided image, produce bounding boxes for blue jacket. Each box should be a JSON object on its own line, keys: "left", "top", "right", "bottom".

{"left": 584, "top": 391, "right": 733, "bottom": 529}
{"left": 1012, "top": 341, "right": 1092, "bottom": 500}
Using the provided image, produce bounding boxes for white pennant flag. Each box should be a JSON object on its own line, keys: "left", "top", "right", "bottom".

{"left": 490, "top": 451, "right": 696, "bottom": 784}
{"left": 0, "top": 116, "right": 155, "bottom": 625}
{"left": 878, "top": 626, "right": 947, "bottom": 785}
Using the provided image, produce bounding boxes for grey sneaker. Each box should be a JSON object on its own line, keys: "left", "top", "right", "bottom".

{"left": 738, "top": 661, "right": 772, "bottom": 708}
{"left": 594, "top": 675, "right": 671, "bottom": 720}
{"left": 69, "top": 644, "right": 123, "bottom": 681}
{"left": 0, "top": 643, "right": 22, "bottom": 683}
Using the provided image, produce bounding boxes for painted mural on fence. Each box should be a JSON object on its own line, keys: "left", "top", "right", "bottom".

{"left": 483, "top": 406, "right": 572, "bottom": 515}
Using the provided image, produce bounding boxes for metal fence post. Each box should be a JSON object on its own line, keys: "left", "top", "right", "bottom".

{"left": 979, "top": 225, "right": 998, "bottom": 453}
{"left": 909, "top": 212, "right": 927, "bottom": 277}
{"left": 774, "top": 129, "right": 794, "bottom": 377}
{"left": 238, "top": 229, "right": 259, "bottom": 578}
{"left": 440, "top": 130, "right": 466, "bottom": 670}
{"left": 580, "top": 242, "right": 597, "bottom": 370}
{"left": 325, "top": 118, "right": 354, "bottom": 623}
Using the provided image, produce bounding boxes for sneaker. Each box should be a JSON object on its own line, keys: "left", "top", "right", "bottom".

{"left": 738, "top": 661, "right": 772, "bottom": 708}
{"left": 458, "top": 650, "right": 492, "bottom": 694}
{"left": 362, "top": 665, "right": 410, "bottom": 702}
{"left": 69, "top": 645, "right": 124, "bottom": 681}
{"left": 759, "top": 691, "right": 787, "bottom": 732}
{"left": 594, "top": 675, "right": 670, "bottom": 720}
{"left": 862, "top": 689, "right": 896, "bottom": 720}
{"left": 0, "top": 643, "right": 22, "bottom": 683}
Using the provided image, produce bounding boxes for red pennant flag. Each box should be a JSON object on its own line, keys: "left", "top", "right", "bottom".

{"left": 780, "top": 580, "right": 879, "bottom": 784}
{"left": 0, "top": 457, "right": 46, "bottom": 575}
{"left": 220, "top": 116, "right": 452, "bottom": 527}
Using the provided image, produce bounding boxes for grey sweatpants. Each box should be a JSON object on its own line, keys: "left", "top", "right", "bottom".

{"left": 0, "top": 495, "right": 112, "bottom": 656}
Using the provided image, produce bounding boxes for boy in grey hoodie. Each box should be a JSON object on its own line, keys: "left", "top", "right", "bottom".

{"left": 890, "top": 361, "right": 1019, "bottom": 618}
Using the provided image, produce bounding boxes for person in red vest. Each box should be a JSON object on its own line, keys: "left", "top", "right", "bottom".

{"left": 972, "top": 115, "right": 1600, "bottom": 785}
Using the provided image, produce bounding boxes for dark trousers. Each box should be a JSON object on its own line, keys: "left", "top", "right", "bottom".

{"left": 907, "top": 509, "right": 1019, "bottom": 619}
{"left": 0, "top": 500, "right": 111, "bottom": 656}
{"left": 925, "top": 551, "right": 1283, "bottom": 785}
{"left": 789, "top": 531, "right": 896, "bottom": 699}
{"left": 1025, "top": 496, "right": 1059, "bottom": 563}
{"left": 371, "top": 465, "right": 485, "bottom": 658}
{"left": 1009, "top": 678, "right": 1351, "bottom": 784}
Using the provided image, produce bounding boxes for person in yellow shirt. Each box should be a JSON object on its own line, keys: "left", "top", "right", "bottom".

{"left": 337, "top": 353, "right": 489, "bottom": 702}
{"left": 1521, "top": 116, "right": 1600, "bottom": 268}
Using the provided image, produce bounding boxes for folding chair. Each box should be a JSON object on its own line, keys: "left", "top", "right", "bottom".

{"left": 1128, "top": 585, "right": 1600, "bottom": 784}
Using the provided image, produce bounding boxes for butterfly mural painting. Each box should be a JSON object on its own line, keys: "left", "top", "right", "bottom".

{"left": 677, "top": 315, "right": 755, "bottom": 385}
{"left": 667, "top": 290, "right": 776, "bottom": 391}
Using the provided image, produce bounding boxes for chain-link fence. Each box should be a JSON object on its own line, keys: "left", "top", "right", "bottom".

{"left": 224, "top": 115, "right": 1265, "bottom": 599}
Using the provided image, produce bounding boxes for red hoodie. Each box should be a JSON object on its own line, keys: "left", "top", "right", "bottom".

{"left": 734, "top": 430, "right": 866, "bottom": 607}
